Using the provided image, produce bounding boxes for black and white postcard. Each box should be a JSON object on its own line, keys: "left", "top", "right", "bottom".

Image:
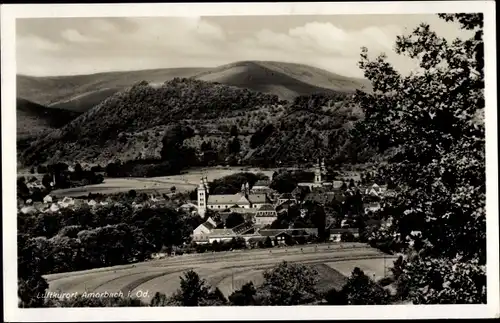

{"left": 1, "top": 1, "right": 498, "bottom": 321}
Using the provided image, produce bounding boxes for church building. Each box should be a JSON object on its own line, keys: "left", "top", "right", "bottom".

{"left": 297, "top": 159, "right": 331, "bottom": 189}
{"left": 197, "top": 177, "right": 269, "bottom": 217}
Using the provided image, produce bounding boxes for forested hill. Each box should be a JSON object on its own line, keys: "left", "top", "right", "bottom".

{"left": 16, "top": 98, "right": 81, "bottom": 150}
{"left": 17, "top": 61, "right": 371, "bottom": 115}
{"left": 246, "top": 94, "right": 376, "bottom": 166}
{"left": 19, "top": 78, "right": 284, "bottom": 166}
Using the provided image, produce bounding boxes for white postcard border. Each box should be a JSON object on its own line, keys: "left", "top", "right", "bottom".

{"left": 2, "top": 1, "right": 498, "bottom": 321}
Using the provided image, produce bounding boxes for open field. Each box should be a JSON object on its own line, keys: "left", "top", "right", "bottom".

{"left": 45, "top": 243, "right": 396, "bottom": 303}
{"left": 48, "top": 167, "right": 276, "bottom": 197}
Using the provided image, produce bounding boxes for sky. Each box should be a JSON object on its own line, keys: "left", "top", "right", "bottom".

{"left": 16, "top": 14, "right": 472, "bottom": 78}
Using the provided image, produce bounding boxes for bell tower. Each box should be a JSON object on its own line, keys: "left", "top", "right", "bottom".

{"left": 197, "top": 178, "right": 207, "bottom": 217}
{"left": 314, "top": 159, "right": 322, "bottom": 184}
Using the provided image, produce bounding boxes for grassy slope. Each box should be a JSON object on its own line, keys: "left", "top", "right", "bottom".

{"left": 17, "top": 67, "right": 209, "bottom": 112}
{"left": 17, "top": 61, "right": 371, "bottom": 113}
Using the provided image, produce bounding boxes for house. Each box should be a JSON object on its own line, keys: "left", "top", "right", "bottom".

{"left": 87, "top": 200, "right": 97, "bottom": 207}
{"left": 250, "top": 180, "right": 272, "bottom": 194}
{"left": 257, "top": 229, "right": 290, "bottom": 245}
{"left": 58, "top": 196, "right": 75, "bottom": 208}
{"left": 291, "top": 186, "right": 310, "bottom": 201}
{"left": 207, "top": 228, "right": 237, "bottom": 243}
{"left": 43, "top": 195, "right": 53, "bottom": 204}
{"left": 179, "top": 202, "right": 198, "bottom": 212}
{"left": 364, "top": 202, "right": 381, "bottom": 214}
{"left": 254, "top": 204, "right": 278, "bottom": 226}
{"left": 228, "top": 205, "right": 259, "bottom": 221}
{"left": 332, "top": 180, "right": 344, "bottom": 189}
{"left": 257, "top": 228, "right": 317, "bottom": 245}
{"left": 20, "top": 205, "right": 37, "bottom": 214}
{"left": 192, "top": 217, "right": 218, "bottom": 242}
{"left": 277, "top": 193, "right": 297, "bottom": 205}
{"left": 303, "top": 192, "right": 336, "bottom": 206}
{"left": 329, "top": 228, "right": 360, "bottom": 242}
{"left": 43, "top": 203, "right": 60, "bottom": 213}
{"left": 276, "top": 199, "right": 295, "bottom": 213}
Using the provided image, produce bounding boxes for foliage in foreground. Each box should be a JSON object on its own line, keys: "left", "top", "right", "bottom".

{"left": 354, "top": 13, "right": 486, "bottom": 304}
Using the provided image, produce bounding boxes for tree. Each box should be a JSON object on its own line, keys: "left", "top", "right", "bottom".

{"left": 74, "top": 163, "right": 83, "bottom": 174}
{"left": 167, "top": 270, "right": 212, "bottom": 306}
{"left": 18, "top": 234, "right": 50, "bottom": 308}
{"left": 228, "top": 137, "right": 241, "bottom": 154}
{"left": 170, "top": 186, "right": 176, "bottom": 194}
{"left": 150, "top": 292, "right": 169, "bottom": 306}
{"left": 17, "top": 177, "right": 30, "bottom": 200}
{"left": 229, "top": 282, "right": 257, "bottom": 305}
{"left": 225, "top": 212, "right": 245, "bottom": 229}
{"left": 270, "top": 172, "right": 297, "bottom": 193}
{"left": 324, "top": 288, "right": 348, "bottom": 305}
{"left": 257, "top": 261, "right": 319, "bottom": 305}
{"left": 230, "top": 125, "right": 239, "bottom": 137}
{"left": 264, "top": 236, "right": 273, "bottom": 248}
{"left": 202, "top": 287, "right": 228, "bottom": 306}
{"left": 353, "top": 14, "right": 485, "bottom": 303}
{"left": 341, "top": 267, "right": 391, "bottom": 305}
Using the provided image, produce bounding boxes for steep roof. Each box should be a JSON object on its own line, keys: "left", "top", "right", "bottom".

{"left": 257, "top": 204, "right": 276, "bottom": 212}
{"left": 207, "top": 193, "right": 249, "bottom": 205}
{"left": 248, "top": 194, "right": 268, "bottom": 204}
{"left": 203, "top": 221, "right": 216, "bottom": 230}
{"left": 304, "top": 192, "right": 336, "bottom": 205}
{"left": 279, "top": 193, "right": 294, "bottom": 200}
{"left": 253, "top": 180, "right": 270, "bottom": 187}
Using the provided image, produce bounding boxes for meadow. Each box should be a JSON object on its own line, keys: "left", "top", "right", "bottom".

{"left": 45, "top": 243, "right": 396, "bottom": 303}
{"left": 48, "top": 167, "right": 276, "bottom": 197}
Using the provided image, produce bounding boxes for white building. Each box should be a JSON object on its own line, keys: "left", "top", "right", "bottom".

{"left": 297, "top": 159, "right": 329, "bottom": 189}
{"left": 43, "top": 195, "right": 53, "bottom": 204}
{"left": 197, "top": 177, "right": 269, "bottom": 217}
{"left": 254, "top": 204, "right": 278, "bottom": 226}
{"left": 192, "top": 217, "right": 218, "bottom": 242}
{"left": 250, "top": 180, "right": 272, "bottom": 194}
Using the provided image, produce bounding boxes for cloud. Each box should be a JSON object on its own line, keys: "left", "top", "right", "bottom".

{"left": 17, "top": 16, "right": 467, "bottom": 78}
{"left": 61, "top": 29, "right": 101, "bottom": 43}
{"left": 17, "top": 34, "right": 61, "bottom": 52}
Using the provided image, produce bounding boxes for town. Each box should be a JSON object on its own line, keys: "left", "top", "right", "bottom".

{"left": 12, "top": 10, "right": 488, "bottom": 310}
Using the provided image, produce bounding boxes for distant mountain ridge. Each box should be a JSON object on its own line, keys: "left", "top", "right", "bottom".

{"left": 17, "top": 62, "right": 374, "bottom": 168}
{"left": 17, "top": 61, "right": 371, "bottom": 113}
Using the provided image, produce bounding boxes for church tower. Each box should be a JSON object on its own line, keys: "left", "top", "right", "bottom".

{"left": 197, "top": 178, "right": 207, "bottom": 217}
{"left": 314, "top": 159, "right": 322, "bottom": 184}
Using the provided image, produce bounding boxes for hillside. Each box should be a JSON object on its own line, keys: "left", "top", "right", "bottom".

{"left": 18, "top": 77, "right": 376, "bottom": 171}
{"left": 17, "top": 67, "right": 209, "bottom": 112}
{"left": 19, "top": 78, "right": 284, "bottom": 166}
{"left": 17, "top": 61, "right": 371, "bottom": 114}
{"left": 195, "top": 61, "right": 371, "bottom": 101}
{"left": 245, "top": 94, "right": 376, "bottom": 166}
{"left": 16, "top": 98, "right": 80, "bottom": 144}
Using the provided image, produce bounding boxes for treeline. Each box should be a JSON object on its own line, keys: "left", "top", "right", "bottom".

{"left": 247, "top": 93, "right": 375, "bottom": 167}
{"left": 20, "top": 79, "right": 376, "bottom": 171}
{"left": 17, "top": 162, "right": 104, "bottom": 201}
{"left": 41, "top": 261, "right": 399, "bottom": 308}
{"left": 20, "top": 77, "right": 282, "bottom": 166}
{"left": 18, "top": 203, "right": 203, "bottom": 273}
